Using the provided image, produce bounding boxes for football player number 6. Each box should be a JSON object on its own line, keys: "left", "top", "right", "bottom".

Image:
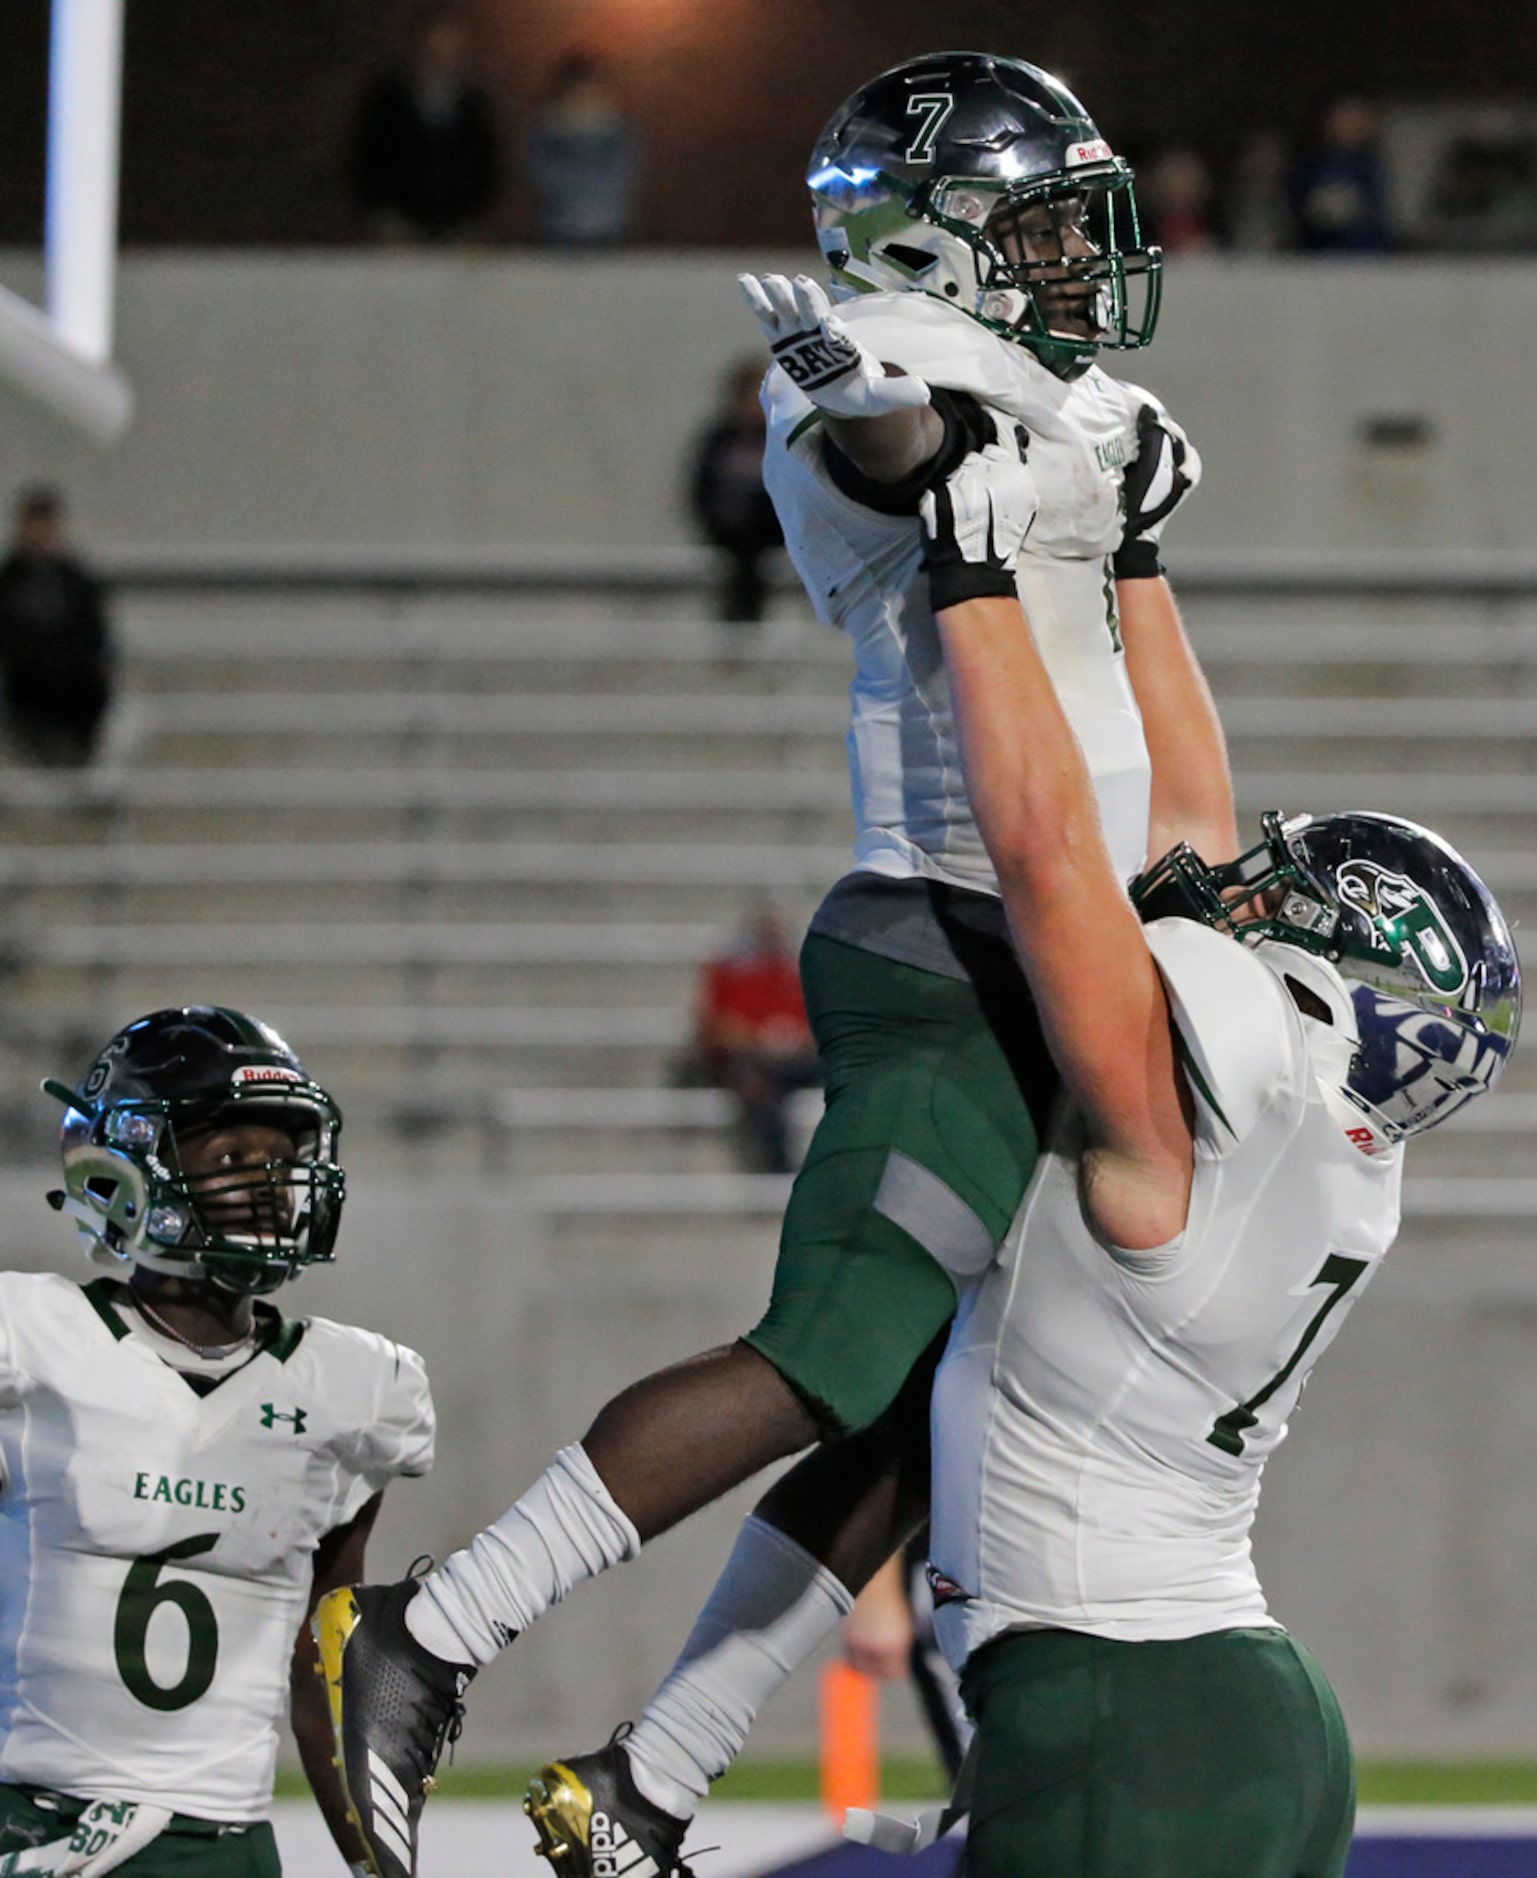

{"left": 113, "top": 1533, "right": 220, "bottom": 1711}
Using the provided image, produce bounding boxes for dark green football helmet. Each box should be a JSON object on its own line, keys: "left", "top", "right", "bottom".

{"left": 806, "top": 51, "right": 1162, "bottom": 380}
{"left": 44, "top": 1006, "right": 345, "bottom": 1295}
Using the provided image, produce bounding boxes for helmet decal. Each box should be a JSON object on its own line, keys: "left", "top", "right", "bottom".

{"left": 904, "top": 93, "right": 956, "bottom": 164}
{"left": 81, "top": 1036, "right": 128, "bottom": 1101}
{"left": 1335, "top": 860, "right": 1469, "bottom": 995}
{"left": 230, "top": 1064, "right": 305, "bottom": 1088}
{"left": 1132, "top": 811, "right": 1520, "bottom": 1140}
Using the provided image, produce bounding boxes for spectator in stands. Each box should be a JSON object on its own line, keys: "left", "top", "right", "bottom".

{"left": 1137, "top": 145, "right": 1222, "bottom": 254}
{"left": 1426, "top": 126, "right": 1537, "bottom": 250}
{"left": 1227, "top": 127, "right": 1292, "bottom": 253}
{"left": 0, "top": 486, "right": 114, "bottom": 768}
{"left": 1287, "top": 92, "right": 1393, "bottom": 253}
{"left": 687, "top": 357, "right": 784, "bottom": 625}
{"left": 348, "top": 4, "right": 502, "bottom": 244}
{"left": 685, "top": 902, "right": 821, "bottom": 1174}
{"left": 525, "top": 49, "right": 639, "bottom": 248}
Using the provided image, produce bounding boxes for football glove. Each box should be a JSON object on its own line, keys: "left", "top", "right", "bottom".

{"left": 0, "top": 1800, "right": 173, "bottom": 1877}
{"left": 738, "top": 272, "right": 932, "bottom": 419}
{"left": 1120, "top": 403, "right": 1192, "bottom": 540}
{"left": 844, "top": 1806, "right": 948, "bottom": 1854}
{"left": 918, "top": 427, "right": 1038, "bottom": 613}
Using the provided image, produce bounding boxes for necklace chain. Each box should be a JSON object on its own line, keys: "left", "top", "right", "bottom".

{"left": 134, "top": 1295, "right": 257, "bottom": 1361}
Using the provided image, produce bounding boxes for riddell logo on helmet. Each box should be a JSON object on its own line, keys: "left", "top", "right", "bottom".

{"left": 1067, "top": 139, "right": 1113, "bottom": 166}
{"left": 231, "top": 1066, "right": 302, "bottom": 1086}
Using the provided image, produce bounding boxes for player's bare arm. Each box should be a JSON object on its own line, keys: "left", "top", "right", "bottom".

{"left": 295, "top": 1491, "right": 386, "bottom": 1868}
{"left": 840, "top": 1552, "right": 916, "bottom": 1681}
{"left": 738, "top": 271, "right": 943, "bottom": 482}
{"left": 921, "top": 444, "right": 1194, "bottom": 1248}
{"left": 1113, "top": 402, "right": 1236, "bottom": 865}
{"left": 1120, "top": 575, "right": 1237, "bottom": 866}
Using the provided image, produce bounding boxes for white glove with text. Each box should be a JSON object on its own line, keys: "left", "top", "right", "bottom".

{"left": 738, "top": 272, "right": 931, "bottom": 419}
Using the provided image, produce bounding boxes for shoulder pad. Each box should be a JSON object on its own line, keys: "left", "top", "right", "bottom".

{"left": 1145, "top": 918, "right": 1298, "bottom": 1149}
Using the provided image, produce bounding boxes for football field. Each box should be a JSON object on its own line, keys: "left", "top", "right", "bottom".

{"left": 269, "top": 1797, "right": 1537, "bottom": 1876}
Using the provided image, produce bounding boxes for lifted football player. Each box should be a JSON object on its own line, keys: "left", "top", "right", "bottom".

{"left": 908, "top": 441, "right": 1521, "bottom": 1875}
{"left": 317, "top": 51, "right": 1237, "bottom": 1878}
{"left": 0, "top": 1008, "right": 433, "bottom": 1878}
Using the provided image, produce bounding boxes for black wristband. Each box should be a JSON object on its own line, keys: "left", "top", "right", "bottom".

{"left": 1112, "top": 537, "right": 1164, "bottom": 580}
{"left": 926, "top": 560, "right": 1019, "bottom": 612}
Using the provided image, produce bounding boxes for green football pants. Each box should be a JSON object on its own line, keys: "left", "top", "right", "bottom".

{"left": 960, "top": 1627, "right": 1356, "bottom": 1878}
{"left": 744, "top": 931, "right": 1056, "bottom": 1435}
{"left": 0, "top": 1785, "right": 282, "bottom": 1877}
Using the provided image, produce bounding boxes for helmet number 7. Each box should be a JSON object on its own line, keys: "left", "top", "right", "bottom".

{"left": 905, "top": 93, "right": 955, "bottom": 164}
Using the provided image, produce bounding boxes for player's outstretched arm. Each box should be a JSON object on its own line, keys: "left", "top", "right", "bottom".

{"left": 738, "top": 272, "right": 944, "bottom": 483}
{"left": 1115, "top": 402, "right": 1236, "bottom": 867}
{"left": 294, "top": 1491, "right": 385, "bottom": 1872}
{"left": 921, "top": 447, "right": 1194, "bottom": 1251}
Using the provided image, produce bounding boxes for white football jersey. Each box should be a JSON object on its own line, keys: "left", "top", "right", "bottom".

{"left": 930, "top": 921, "right": 1403, "bottom": 1667}
{"left": 763, "top": 291, "right": 1200, "bottom": 891}
{"left": 0, "top": 1273, "right": 434, "bottom": 1821}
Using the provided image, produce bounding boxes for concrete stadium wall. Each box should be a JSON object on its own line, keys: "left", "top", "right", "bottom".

{"left": 3, "top": 251, "right": 1536, "bottom": 1768}
{"left": 5, "top": 1171, "right": 1537, "bottom": 1765}
{"left": 0, "top": 252, "right": 1534, "bottom": 563}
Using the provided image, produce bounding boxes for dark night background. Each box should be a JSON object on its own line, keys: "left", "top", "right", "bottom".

{"left": 0, "top": 0, "right": 1529, "bottom": 247}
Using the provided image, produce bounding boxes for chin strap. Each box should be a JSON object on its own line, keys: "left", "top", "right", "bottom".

{"left": 0, "top": 1800, "right": 174, "bottom": 1877}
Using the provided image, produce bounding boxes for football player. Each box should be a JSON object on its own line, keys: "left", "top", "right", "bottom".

{"left": 0, "top": 1008, "right": 434, "bottom": 1878}
{"left": 901, "top": 437, "right": 1522, "bottom": 1874}
{"left": 316, "top": 52, "right": 1238, "bottom": 1878}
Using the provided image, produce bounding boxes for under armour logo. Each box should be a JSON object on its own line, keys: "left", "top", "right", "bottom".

{"left": 260, "top": 1403, "right": 307, "bottom": 1432}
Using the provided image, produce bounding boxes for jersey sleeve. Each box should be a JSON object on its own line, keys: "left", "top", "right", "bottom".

{"left": 358, "top": 1336, "right": 435, "bottom": 1489}
{"left": 1144, "top": 919, "right": 1300, "bottom": 1154}
{"left": 762, "top": 372, "right": 921, "bottom": 630}
{"left": 318, "top": 1327, "right": 436, "bottom": 1525}
{"left": 0, "top": 1272, "right": 55, "bottom": 1412}
{"left": 820, "top": 386, "right": 995, "bottom": 517}
{"left": 1109, "top": 381, "right": 1201, "bottom": 580}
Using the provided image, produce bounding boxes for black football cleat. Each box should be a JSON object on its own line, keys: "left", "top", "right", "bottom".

{"left": 314, "top": 1574, "right": 474, "bottom": 1878}
{"left": 525, "top": 1728, "right": 692, "bottom": 1878}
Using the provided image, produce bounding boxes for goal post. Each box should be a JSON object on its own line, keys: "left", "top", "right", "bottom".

{"left": 0, "top": 0, "right": 133, "bottom": 443}
{"left": 0, "top": 287, "right": 132, "bottom": 444}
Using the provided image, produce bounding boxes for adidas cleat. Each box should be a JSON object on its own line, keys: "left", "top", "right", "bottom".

{"left": 525, "top": 1731, "right": 691, "bottom": 1878}
{"left": 314, "top": 1574, "right": 475, "bottom": 1878}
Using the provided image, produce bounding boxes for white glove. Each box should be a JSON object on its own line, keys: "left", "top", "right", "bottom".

{"left": 349, "top": 1863, "right": 374, "bottom": 1876}
{"left": 918, "top": 432, "right": 1038, "bottom": 613}
{"left": 0, "top": 1800, "right": 173, "bottom": 1877}
{"left": 738, "top": 272, "right": 931, "bottom": 419}
{"left": 843, "top": 1805, "right": 947, "bottom": 1854}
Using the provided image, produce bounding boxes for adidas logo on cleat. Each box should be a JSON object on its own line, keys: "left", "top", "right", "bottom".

{"left": 589, "top": 1810, "right": 657, "bottom": 1878}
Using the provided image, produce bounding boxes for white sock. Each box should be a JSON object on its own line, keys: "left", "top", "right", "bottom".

{"left": 404, "top": 1444, "right": 641, "bottom": 1667}
{"left": 622, "top": 1515, "right": 854, "bottom": 1822}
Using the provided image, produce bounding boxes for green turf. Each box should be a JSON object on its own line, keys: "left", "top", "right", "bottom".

{"left": 1356, "top": 1763, "right": 1537, "bottom": 1805}
{"left": 274, "top": 1760, "right": 1537, "bottom": 1805}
